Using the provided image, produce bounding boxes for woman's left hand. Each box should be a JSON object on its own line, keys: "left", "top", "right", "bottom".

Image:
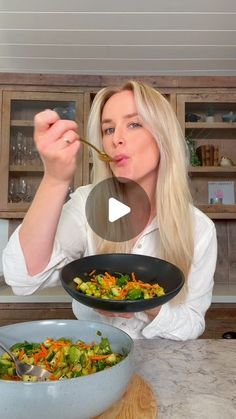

{"left": 96, "top": 306, "right": 161, "bottom": 320}
{"left": 96, "top": 309, "right": 134, "bottom": 319}
{"left": 145, "top": 306, "right": 161, "bottom": 321}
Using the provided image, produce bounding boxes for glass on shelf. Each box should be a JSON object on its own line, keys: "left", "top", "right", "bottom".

{"left": 15, "top": 131, "right": 24, "bottom": 165}
{"left": 10, "top": 133, "right": 42, "bottom": 167}
{"left": 8, "top": 177, "right": 38, "bottom": 203}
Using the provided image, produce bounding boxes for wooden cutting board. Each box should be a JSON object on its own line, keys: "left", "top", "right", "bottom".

{"left": 95, "top": 374, "right": 158, "bottom": 419}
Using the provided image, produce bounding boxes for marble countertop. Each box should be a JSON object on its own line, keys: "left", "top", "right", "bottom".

{"left": 134, "top": 339, "right": 236, "bottom": 419}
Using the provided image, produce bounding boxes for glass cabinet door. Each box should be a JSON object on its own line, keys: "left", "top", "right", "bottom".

{"left": 0, "top": 91, "right": 83, "bottom": 214}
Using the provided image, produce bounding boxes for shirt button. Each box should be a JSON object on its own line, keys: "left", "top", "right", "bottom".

{"left": 137, "top": 244, "right": 142, "bottom": 249}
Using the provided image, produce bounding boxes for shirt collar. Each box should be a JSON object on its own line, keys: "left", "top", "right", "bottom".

{"left": 141, "top": 215, "right": 158, "bottom": 237}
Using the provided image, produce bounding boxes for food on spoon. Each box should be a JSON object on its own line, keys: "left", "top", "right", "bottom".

{"left": 0, "top": 333, "right": 126, "bottom": 382}
{"left": 73, "top": 271, "right": 165, "bottom": 300}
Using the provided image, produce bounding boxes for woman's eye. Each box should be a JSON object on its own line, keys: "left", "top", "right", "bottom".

{"left": 103, "top": 127, "right": 114, "bottom": 135}
{"left": 128, "top": 122, "right": 142, "bottom": 129}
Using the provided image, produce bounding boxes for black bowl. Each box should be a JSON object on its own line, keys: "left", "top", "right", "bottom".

{"left": 60, "top": 254, "right": 185, "bottom": 312}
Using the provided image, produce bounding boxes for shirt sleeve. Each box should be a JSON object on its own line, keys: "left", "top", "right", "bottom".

{"left": 2, "top": 188, "right": 88, "bottom": 295}
{"left": 135, "top": 215, "right": 217, "bottom": 341}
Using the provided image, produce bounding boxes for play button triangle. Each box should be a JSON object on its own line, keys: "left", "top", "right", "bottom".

{"left": 85, "top": 177, "right": 151, "bottom": 242}
{"left": 108, "top": 197, "right": 131, "bottom": 222}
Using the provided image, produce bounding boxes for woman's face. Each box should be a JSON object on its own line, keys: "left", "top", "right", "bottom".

{"left": 101, "top": 90, "right": 160, "bottom": 185}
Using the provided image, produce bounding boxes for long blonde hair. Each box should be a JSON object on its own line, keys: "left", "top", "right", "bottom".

{"left": 87, "top": 81, "right": 194, "bottom": 279}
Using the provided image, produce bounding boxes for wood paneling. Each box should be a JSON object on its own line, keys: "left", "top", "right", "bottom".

{"left": 0, "top": 303, "right": 76, "bottom": 327}
{"left": 0, "top": 302, "right": 235, "bottom": 340}
{"left": 1, "top": 74, "right": 236, "bottom": 88}
{"left": 201, "top": 303, "right": 236, "bottom": 339}
{"left": 214, "top": 221, "right": 229, "bottom": 284}
{"left": 213, "top": 221, "right": 236, "bottom": 284}
{"left": 228, "top": 221, "right": 236, "bottom": 283}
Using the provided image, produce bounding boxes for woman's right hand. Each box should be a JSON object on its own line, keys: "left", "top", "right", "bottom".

{"left": 34, "top": 109, "right": 81, "bottom": 184}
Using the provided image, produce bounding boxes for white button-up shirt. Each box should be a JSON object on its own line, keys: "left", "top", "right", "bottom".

{"left": 3, "top": 185, "right": 217, "bottom": 341}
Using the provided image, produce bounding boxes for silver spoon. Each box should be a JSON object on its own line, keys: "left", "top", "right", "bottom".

{"left": 0, "top": 341, "right": 51, "bottom": 381}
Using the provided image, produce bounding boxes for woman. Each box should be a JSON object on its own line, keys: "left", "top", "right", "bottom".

{"left": 3, "top": 81, "right": 217, "bottom": 340}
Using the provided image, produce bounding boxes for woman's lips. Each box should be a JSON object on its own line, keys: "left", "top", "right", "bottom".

{"left": 113, "top": 154, "right": 129, "bottom": 166}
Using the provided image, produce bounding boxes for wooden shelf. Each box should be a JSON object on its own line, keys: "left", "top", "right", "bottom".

{"left": 189, "top": 166, "right": 236, "bottom": 175}
{"left": 0, "top": 211, "right": 26, "bottom": 218}
{"left": 10, "top": 120, "right": 34, "bottom": 127}
{"left": 198, "top": 204, "right": 236, "bottom": 219}
{"left": 186, "top": 122, "right": 236, "bottom": 129}
{"left": 205, "top": 212, "right": 236, "bottom": 219}
{"left": 9, "top": 165, "right": 44, "bottom": 172}
{"left": 2, "top": 202, "right": 29, "bottom": 212}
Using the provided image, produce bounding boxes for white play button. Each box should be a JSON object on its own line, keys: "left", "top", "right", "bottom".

{"left": 108, "top": 197, "right": 131, "bottom": 222}
{"left": 85, "top": 177, "right": 151, "bottom": 242}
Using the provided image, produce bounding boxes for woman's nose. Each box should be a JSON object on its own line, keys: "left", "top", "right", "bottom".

{"left": 112, "top": 128, "right": 125, "bottom": 146}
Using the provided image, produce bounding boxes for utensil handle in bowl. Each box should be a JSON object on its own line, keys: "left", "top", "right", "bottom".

{"left": 0, "top": 341, "right": 16, "bottom": 362}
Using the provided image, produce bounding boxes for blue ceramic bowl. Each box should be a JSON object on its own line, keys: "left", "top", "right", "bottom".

{"left": 0, "top": 320, "right": 134, "bottom": 419}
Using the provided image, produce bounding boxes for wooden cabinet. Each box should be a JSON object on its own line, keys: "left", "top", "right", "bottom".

{"left": 0, "top": 90, "right": 84, "bottom": 216}
{"left": 0, "top": 301, "right": 235, "bottom": 340}
{"left": 82, "top": 91, "right": 99, "bottom": 185}
{"left": 177, "top": 93, "right": 236, "bottom": 219}
{"left": 0, "top": 302, "right": 75, "bottom": 327}
{"left": 201, "top": 303, "right": 236, "bottom": 339}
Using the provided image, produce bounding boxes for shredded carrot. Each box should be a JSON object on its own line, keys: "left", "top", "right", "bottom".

{"left": 104, "top": 272, "right": 116, "bottom": 285}
{"left": 138, "top": 283, "right": 152, "bottom": 288}
{"left": 119, "top": 289, "right": 128, "bottom": 298}
{"left": 34, "top": 352, "right": 46, "bottom": 364}
{"left": 51, "top": 341, "right": 70, "bottom": 350}
{"left": 33, "top": 345, "right": 48, "bottom": 364}
{"left": 40, "top": 345, "right": 48, "bottom": 356}
{"left": 89, "top": 354, "right": 110, "bottom": 361}
{"left": 49, "top": 375, "right": 58, "bottom": 381}
{"left": 18, "top": 349, "right": 25, "bottom": 361}
{"left": 77, "top": 342, "right": 92, "bottom": 349}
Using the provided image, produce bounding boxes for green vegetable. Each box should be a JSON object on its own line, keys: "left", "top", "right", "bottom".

{"left": 126, "top": 288, "right": 144, "bottom": 300}
{"left": 116, "top": 274, "right": 129, "bottom": 287}
{"left": 0, "top": 359, "right": 12, "bottom": 374}
{"left": 11, "top": 342, "right": 40, "bottom": 352}
{"left": 99, "top": 337, "right": 112, "bottom": 354}
{"left": 80, "top": 352, "right": 87, "bottom": 368}
{"left": 69, "top": 346, "right": 81, "bottom": 364}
